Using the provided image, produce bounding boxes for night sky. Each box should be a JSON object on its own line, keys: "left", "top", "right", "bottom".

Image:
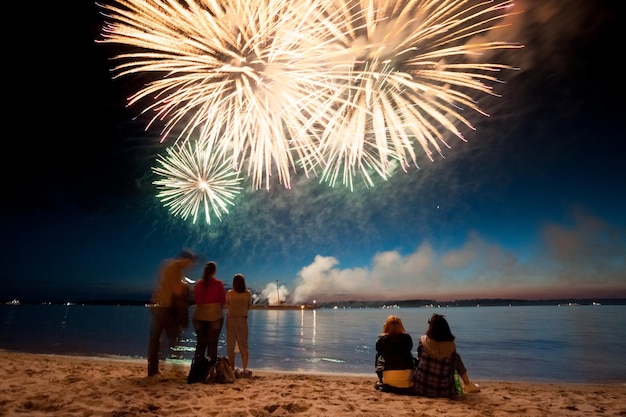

{"left": 3, "top": 0, "right": 624, "bottom": 304}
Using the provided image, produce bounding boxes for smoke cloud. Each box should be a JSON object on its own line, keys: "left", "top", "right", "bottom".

{"left": 252, "top": 209, "right": 625, "bottom": 304}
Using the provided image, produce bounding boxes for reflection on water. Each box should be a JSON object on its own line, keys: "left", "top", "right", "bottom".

{"left": 0, "top": 304, "right": 624, "bottom": 383}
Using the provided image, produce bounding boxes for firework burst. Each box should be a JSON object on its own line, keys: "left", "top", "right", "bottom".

{"left": 152, "top": 139, "right": 243, "bottom": 224}
{"left": 303, "top": 0, "right": 522, "bottom": 188}
{"left": 99, "top": 0, "right": 347, "bottom": 190}
{"left": 99, "top": 0, "right": 521, "bottom": 191}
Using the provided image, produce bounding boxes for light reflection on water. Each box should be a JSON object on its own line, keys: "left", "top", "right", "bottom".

{"left": 1, "top": 304, "right": 624, "bottom": 383}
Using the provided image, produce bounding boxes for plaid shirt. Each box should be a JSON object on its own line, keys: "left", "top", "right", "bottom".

{"left": 412, "top": 343, "right": 457, "bottom": 398}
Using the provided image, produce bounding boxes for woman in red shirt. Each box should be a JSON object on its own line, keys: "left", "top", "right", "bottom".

{"left": 193, "top": 261, "right": 226, "bottom": 360}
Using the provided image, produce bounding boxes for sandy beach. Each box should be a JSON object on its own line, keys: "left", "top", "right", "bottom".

{"left": 1, "top": 350, "right": 624, "bottom": 417}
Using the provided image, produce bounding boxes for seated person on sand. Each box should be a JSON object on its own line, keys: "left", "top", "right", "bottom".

{"left": 412, "top": 313, "right": 480, "bottom": 397}
{"left": 375, "top": 315, "right": 416, "bottom": 392}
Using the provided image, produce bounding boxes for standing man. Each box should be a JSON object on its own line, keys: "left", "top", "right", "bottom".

{"left": 147, "top": 248, "right": 197, "bottom": 377}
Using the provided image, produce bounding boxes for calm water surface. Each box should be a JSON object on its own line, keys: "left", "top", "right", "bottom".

{"left": 1, "top": 304, "right": 624, "bottom": 383}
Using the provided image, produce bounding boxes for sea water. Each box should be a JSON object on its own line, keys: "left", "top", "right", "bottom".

{"left": 0, "top": 304, "right": 624, "bottom": 383}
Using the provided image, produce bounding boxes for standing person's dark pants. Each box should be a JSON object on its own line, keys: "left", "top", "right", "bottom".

{"left": 147, "top": 306, "right": 181, "bottom": 376}
{"left": 194, "top": 318, "right": 224, "bottom": 360}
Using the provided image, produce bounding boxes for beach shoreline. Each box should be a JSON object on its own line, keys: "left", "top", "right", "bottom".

{"left": 1, "top": 350, "right": 625, "bottom": 417}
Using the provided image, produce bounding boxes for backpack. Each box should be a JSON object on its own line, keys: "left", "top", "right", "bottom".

{"left": 187, "top": 356, "right": 211, "bottom": 384}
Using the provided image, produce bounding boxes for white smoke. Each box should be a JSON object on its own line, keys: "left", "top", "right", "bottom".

{"left": 258, "top": 281, "right": 290, "bottom": 305}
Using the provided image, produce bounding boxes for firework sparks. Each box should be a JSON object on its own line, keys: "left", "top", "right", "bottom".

{"left": 152, "top": 139, "right": 243, "bottom": 224}
{"left": 99, "top": 0, "right": 346, "bottom": 190}
{"left": 304, "top": 0, "right": 523, "bottom": 189}
{"left": 99, "top": 0, "right": 522, "bottom": 190}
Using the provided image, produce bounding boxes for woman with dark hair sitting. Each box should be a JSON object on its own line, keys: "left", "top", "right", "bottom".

{"left": 412, "top": 314, "right": 480, "bottom": 397}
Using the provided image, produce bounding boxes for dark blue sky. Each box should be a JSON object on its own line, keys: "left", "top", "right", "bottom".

{"left": 3, "top": 0, "right": 624, "bottom": 304}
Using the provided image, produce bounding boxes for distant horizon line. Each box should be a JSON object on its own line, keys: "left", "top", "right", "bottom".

{"left": 4, "top": 297, "right": 625, "bottom": 307}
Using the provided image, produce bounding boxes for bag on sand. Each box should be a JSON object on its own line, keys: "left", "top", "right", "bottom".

{"left": 204, "top": 356, "right": 235, "bottom": 384}
{"left": 187, "top": 356, "right": 210, "bottom": 384}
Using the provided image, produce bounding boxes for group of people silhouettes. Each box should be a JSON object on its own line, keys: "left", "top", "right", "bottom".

{"left": 148, "top": 249, "right": 478, "bottom": 397}
{"left": 147, "top": 249, "right": 252, "bottom": 378}
{"left": 375, "top": 314, "right": 480, "bottom": 397}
